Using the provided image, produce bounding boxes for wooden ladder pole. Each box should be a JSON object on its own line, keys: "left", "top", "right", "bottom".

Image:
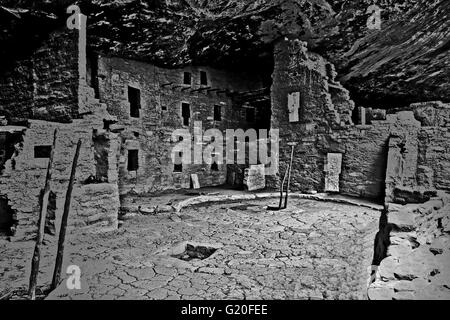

{"left": 51, "top": 139, "right": 82, "bottom": 291}
{"left": 28, "top": 128, "right": 58, "bottom": 300}
{"left": 283, "top": 144, "right": 296, "bottom": 209}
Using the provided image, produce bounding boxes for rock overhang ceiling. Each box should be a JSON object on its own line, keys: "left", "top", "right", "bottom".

{"left": 0, "top": 0, "right": 448, "bottom": 108}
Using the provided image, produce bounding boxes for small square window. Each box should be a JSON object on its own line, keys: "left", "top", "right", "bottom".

{"left": 161, "top": 105, "right": 167, "bottom": 111}
{"left": 34, "top": 146, "right": 52, "bottom": 159}
{"left": 127, "top": 150, "right": 139, "bottom": 171}
{"left": 183, "top": 72, "right": 192, "bottom": 85}
{"left": 200, "top": 71, "right": 208, "bottom": 86}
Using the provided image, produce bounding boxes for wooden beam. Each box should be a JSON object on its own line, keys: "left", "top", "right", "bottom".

{"left": 51, "top": 139, "right": 82, "bottom": 291}
{"left": 191, "top": 86, "right": 211, "bottom": 93}
{"left": 28, "top": 128, "right": 58, "bottom": 300}
{"left": 161, "top": 82, "right": 173, "bottom": 88}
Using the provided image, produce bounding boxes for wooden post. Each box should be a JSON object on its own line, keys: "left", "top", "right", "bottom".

{"left": 279, "top": 167, "right": 288, "bottom": 209}
{"left": 51, "top": 139, "right": 82, "bottom": 291}
{"left": 283, "top": 143, "right": 296, "bottom": 209}
{"left": 28, "top": 129, "right": 58, "bottom": 300}
{"left": 268, "top": 166, "right": 288, "bottom": 211}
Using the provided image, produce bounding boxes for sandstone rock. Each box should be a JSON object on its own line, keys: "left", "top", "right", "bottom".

{"left": 243, "top": 164, "right": 266, "bottom": 192}
{"left": 393, "top": 291, "right": 415, "bottom": 300}
{"left": 389, "top": 210, "right": 416, "bottom": 232}
{"left": 378, "top": 256, "right": 399, "bottom": 281}
{"left": 388, "top": 244, "right": 413, "bottom": 259}
{"left": 415, "top": 284, "right": 450, "bottom": 300}
{"left": 391, "top": 280, "right": 414, "bottom": 293}
{"left": 430, "top": 237, "right": 449, "bottom": 255}
{"left": 368, "top": 285, "right": 394, "bottom": 300}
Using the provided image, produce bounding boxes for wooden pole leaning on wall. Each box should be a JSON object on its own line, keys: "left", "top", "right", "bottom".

{"left": 283, "top": 143, "right": 297, "bottom": 209}
{"left": 28, "top": 128, "right": 58, "bottom": 300}
{"left": 51, "top": 139, "right": 82, "bottom": 291}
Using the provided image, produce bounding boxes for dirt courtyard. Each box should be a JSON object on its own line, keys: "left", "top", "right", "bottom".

{"left": 1, "top": 196, "right": 381, "bottom": 300}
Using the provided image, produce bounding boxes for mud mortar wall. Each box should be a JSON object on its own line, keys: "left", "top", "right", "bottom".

{"left": 270, "top": 39, "right": 450, "bottom": 201}
{"left": 0, "top": 118, "right": 120, "bottom": 241}
{"left": 0, "top": 28, "right": 121, "bottom": 240}
{"left": 97, "top": 56, "right": 265, "bottom": 194}
{"left": 0, "top": 29, "right": 79, "bottom": 123}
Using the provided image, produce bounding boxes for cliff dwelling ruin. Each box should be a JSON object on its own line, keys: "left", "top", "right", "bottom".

{"left": 0, "top": 0, "right": 449, "bottom": 301}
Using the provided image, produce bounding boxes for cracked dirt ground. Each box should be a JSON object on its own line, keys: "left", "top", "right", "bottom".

{"left": 1, "top": 198, "right": 380, "bottom": 300}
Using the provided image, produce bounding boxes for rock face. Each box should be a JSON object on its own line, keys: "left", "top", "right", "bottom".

{"left": 369, "top": 195, "right": 450, "bottom": 300}
{"left": 330, "top": 0, "right": 450, "bottom": 107}
{"left": 2, "top": 0, "right": 448, "bottom": 107}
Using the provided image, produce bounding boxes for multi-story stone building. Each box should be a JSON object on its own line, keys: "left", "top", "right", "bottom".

{"left": 0, "top": 10, "right": 449, "bottom": 243}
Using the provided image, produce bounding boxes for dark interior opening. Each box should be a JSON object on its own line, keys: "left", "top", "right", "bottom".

{"left": 246, "top": 107, "right": 255, "bottom": 123}
{"left": 200, "top": 71, "right": 208, "bottom": 85}
{"left": 214, "top": 105, "right": 221, "bottom": 121}
{"left": 172, "top": 243, "right": 218, "bottom": 261}
{"left": 0, "top": 131, "right": 23, "bottom": 173}
{"left": 174, "top": 152, "right": 183, "bottom": 172}
{"left": 183, "top": 72, "right": 191, "bottom": 85}
{"left": 351, "top": 106, "right": 359, "bottom": 125}
{"left": 182, "top": 103, "right": 190, "bottom": 126}
{"left": 0, "top": 196, "right": 15, "bottom": 236}
{"left": 34, "top": 145, "right": 52, "bottom": 159}
{"left": 88, "top": 51, "right": 100, "bottom": 99}
{"left": 93, "top": 132, "right": 109, "bottom": 182}
{"left": 127, "top": 149, "right": 139, "bottom": 171}
{"left": 128, "top": 86, "right": 141, "bottom": 118}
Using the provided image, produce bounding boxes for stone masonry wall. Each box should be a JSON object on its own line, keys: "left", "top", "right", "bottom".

{"left": 0, "top": 27, "right": 121, "bottom": 240}
{"left": 0, "top": 28, "right": 79, "bottom": 123}
{"left": 97, "top": 56, "right": 265, "bottom": 194}
{"left": 270, "top": 39, "right": 450, "bottom": 202}
{"left": 0, "top": 107, "right": 120, "bottom": 241}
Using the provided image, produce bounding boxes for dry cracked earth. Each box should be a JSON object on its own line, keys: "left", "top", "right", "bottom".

{"left": 0, "top": 198, "right": 380, "bottom": 300}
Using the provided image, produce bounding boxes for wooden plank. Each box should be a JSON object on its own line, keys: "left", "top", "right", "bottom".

{"left": 191, "top": 174, "right": 200, "bottom": 189}
{"left": 51, "top": 139, "right": 82, "bottom": 291}
{"left": 28, "top": 129, "right": 58, "bottom": 300}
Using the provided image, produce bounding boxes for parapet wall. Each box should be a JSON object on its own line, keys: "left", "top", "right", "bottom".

{"left": 0, "top": 114, "right": 120, "bottom": 241}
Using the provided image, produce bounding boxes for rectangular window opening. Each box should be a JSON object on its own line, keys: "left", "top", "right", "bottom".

{"left": 34, "top": 146, "right": 52, "bottom": 159}
{"left": 200, "top": 71, "right": 208, "bottom": 86}
{"left": 128, "top": 86, "right": 141, "bottom": 118}
{"left": 183, "top": 72, "right": 192, "bottom": 85}
{"left": 214, "top": 105, "right": 222, "bottom": 121}
{"left": 174, "top": 152, "right": 183, "bottom": 173}
{"left": 182, "top": 103, "right": 190, "bottom": 126}
{"left": 127, "top": 150, "right": 139, "bottom": 171}
{"left": 246, "top": 107, "right": 255, "bottom": 123}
